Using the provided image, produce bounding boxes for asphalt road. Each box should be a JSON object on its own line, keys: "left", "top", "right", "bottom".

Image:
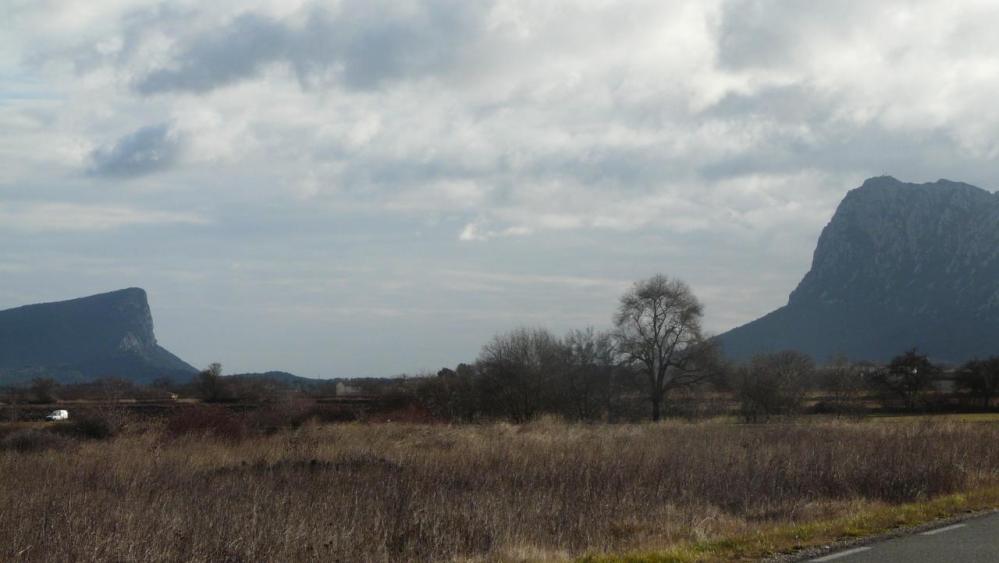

{"left": 808, "top": 512, "right": 999, "bottom": 562}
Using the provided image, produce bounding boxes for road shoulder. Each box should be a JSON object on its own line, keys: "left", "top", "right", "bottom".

{"left": 772, "top": 507, "right": 999, "bottom": 562}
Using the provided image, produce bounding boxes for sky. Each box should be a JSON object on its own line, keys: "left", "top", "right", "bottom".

{"left": 4, "top": 0, "right": 999, "bottom": 378}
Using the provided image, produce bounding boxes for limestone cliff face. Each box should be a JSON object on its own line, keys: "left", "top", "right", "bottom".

{"left": 0, "top": 288, "right": 196, "bottom": 384}
{"left": 718, "top": 177, "right": 999, "bottom": 363}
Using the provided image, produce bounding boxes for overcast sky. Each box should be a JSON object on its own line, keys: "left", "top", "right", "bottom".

{"left": 4, "top": 0, "right": 999, "bottom": 377}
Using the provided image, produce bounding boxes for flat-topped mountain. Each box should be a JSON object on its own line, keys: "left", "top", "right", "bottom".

{"left": 718, "top": 176, "right": 999, "bottom": 364}
{"left": 0, "top": 288, "right": 196, "bottom": 384}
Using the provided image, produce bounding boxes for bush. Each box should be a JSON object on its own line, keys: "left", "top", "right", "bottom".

{"left": 66, "top": 412, "right": 125, "bottom": 440}
{"left": 735, "top": 351, "right": 813, "bottom": 422}
{"left": 164, "top": 405, "right": 247, "bottom": 441}
{"left": 365, "top": 404, "right": 439, "bottom": 423}
{"left": 309, "top": 404, "right": 358, "bottom": 423}
{"left": 870, "top": 349, "right": 939, "bottom": 412}
{"left": 247, "top": 399, "right": 315, "bottom": 433}
{"left": 0, "top": 429, "right": 73, "bottom": 453}
{"left": 811, "top": 400, "right": 867, "bottom": 418}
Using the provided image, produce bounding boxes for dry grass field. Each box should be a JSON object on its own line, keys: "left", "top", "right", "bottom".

{"left": 2, "top": 417, "right": 999, "bottom": 561}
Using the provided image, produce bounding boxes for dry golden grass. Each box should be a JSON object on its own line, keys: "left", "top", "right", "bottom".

{"left": 2, "top": 418, "right": 999, "bottom": 561}
{"left": 869, "top": 412, "right": 999, "bottom": 423}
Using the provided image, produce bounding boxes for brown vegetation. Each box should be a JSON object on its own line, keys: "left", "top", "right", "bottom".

{"left": 2, "top": 418, "right": 999, "bottom": 561}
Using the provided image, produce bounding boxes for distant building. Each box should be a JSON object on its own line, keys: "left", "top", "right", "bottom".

{"left": 335, "top": 382, "right": 361, "bottom": 396}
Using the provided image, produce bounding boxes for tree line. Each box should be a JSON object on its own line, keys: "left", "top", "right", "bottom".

{"left": 5, "top": 273, "right": 998, "bottom": 423}
{"left": 417, "top": 274, "right": 999, "bottom": 422}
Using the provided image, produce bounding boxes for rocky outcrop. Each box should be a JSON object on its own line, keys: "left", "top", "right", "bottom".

{"left": 0, "top": 288, "right": 196, "bottom": 384}
{"left": 717, "top": 177, "right": 999, "bottom": 364}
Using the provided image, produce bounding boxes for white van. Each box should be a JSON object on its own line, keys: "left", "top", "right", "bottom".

{"left": 45, "top": 409, "right": 69, "bottom": 421}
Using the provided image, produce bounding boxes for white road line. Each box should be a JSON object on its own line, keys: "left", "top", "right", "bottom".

{"left": 920, "top": 523, "right": 966, "bottom": 536}
{"left": 810, "top": 546, "right": 873, "bottom": 561}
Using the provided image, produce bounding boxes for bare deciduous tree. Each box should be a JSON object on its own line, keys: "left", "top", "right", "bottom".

{"left": 477, "top": 328, "right": 566, "bottom": 422}
{"left": 613, "top": 274, "right": 712, "bottom": 421}
{"left": 956, "top": 357, "right": 999, "bottom": 410}
{"left": 735, "top": 350, "right": 813, "bottom": 422}
{"left": 563, "top": 328, "right": 617, "bottom": 421}
{"left": 198, "top": 362, "right": 227, "bottom": 403}
{"left": 871, "top": 349, "right": 938, "bottom": 412}
{"left": 2, "top": 386, "right": 23, "bottom": 422}
{"left": 29, "top": 377, "right": 59, "bottom": 404}
{"left": 418, "top": 365, "right": 480, "bottom": 421}
{"left": 816, "top": 356, "right": 867, "bottom": 416}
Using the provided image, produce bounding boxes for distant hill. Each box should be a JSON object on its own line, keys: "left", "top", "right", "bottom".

{"left": 717, "top": 176, "right": 999, "bottom": 364}
{"left": 227, "top": 371, "right": 322, "bottom": 388}
{"left": 0, "top": 288, "right": 196, "bottom": 385}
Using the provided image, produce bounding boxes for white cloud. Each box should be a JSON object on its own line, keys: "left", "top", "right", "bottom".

{"left": 459, "top": 221, "right": 532, "bottom": 242}
{"left": 4, "top": 0, "right": 999, "bottom": 375}
{"left": 0, "top": 202, "right": 207, "bottom": 232}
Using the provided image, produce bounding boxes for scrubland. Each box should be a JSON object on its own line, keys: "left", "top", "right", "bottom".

{"left": 2, "top": 416, "right": 999, "bottom": 562}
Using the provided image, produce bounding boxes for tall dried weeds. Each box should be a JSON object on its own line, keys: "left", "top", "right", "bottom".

{"left": 1, "top": 419, "right": 998, "bottom": 561}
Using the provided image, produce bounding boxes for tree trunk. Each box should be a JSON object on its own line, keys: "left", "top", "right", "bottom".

{"left": 651, "top": 394, "right": 661, "bottom": 421}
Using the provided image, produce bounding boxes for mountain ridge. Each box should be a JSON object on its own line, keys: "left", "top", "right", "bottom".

{"left": 717, "top": 176, "right": 999, "bottom": 364}
{"left": 0, "top": 288, "right": 196, "bottom": 384}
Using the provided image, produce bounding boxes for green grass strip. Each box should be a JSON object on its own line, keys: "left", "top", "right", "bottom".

{"left": 580, "top": 486, "right": 999, "bottom": 563}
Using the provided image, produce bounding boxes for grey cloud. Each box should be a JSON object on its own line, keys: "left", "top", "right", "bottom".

{"left": 697, "top": 119, "right": 994, "bottom": 187}
{"left": 89, "top": 123, "right": 182, "bottom": 178}
{"left": 716, "top": 0, "right": 866, "bottom": 70}
{"left": 57, "top": 5, "right": 197, "bottom": 77}
{"left": 696, "top": 83, "right": 996, "bottom": 183}
{"left": 705, "top": 84, "right": 835, "bottom": 123}
{"left": 134, "top": 1, "right": 487, "bottom": 95}
{"left": 717, "top": 0, "right": 795, "bottom": 70}
{"left": 135, "top": 14, "right": 287, "bottom": 94}
{"left": 315, "top": 140, "right": 693, "bottom": 208}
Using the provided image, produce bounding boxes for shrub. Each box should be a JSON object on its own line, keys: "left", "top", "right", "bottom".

{"left": 66, "top": 411, "right": 125, "bottom": 440}
{"left": 811, "top": 399, "right": 867, "bottom": 417}
{"left": 309, "top": 404, "right": 358, "bottom": 423}
{"left": 735, "top": 351, "right": 813, "bottom": 422}
{"left": 870, "top": 349, "right": 939, "bottom": 412}
{"left": 164, "top": 405, "right": 247, "bottom": 441}
{"left": 0, "top": 429, "right": 73, "bottom": 453}
{"left": 365, "top": 404, "right": 439, "bottom": 423}
{"left": 247, "top": 399, "right": 315, "bottom": 433}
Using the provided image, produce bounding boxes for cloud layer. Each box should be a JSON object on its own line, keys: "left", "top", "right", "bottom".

{"left": 134, "top": 2, "right": 487, "bottom": 94}
{"left": 4, "top": 0, "right": 999, "bottom": 376}
{"left": 89, "top": 123, "right": 182, "bottom": 177}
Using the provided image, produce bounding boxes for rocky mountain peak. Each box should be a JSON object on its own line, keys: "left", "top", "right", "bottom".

{"left": 719, "top": 177, "right": 999, "bottom": 363}
{"left": 0, "top": 288, "right": 195, "bottom": 384}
